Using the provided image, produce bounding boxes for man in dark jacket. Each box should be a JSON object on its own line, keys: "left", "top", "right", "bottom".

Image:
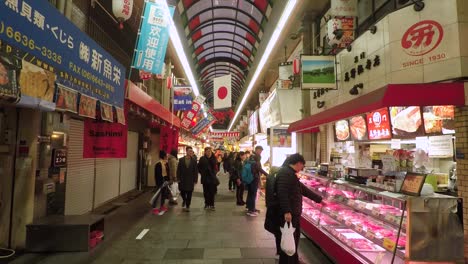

{"left": 177, "top": 146, "right": 198, "bottom": 212}
{"left": 276, "top": 153, "right": 323, "bottom": 263}
{"left": 198, "top": 147, "right": 218, "bottom": 210}
{"left": 246, "top": 145, "right": 268, "bottom": 216}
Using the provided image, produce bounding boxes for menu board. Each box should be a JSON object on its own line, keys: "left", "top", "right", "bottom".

{"left": 422, "top": 105, "right": 455, "bottom": 135}
{"left": 400, "top": 172, "right": 427, "bottom": 196}
{"left": 349, "top": 115, "right": 368, "bottom": 141}
{"left": 389, "top": 106, "right": 424, "bottom": 138}
{"left": 334, "top": 119, "right": 350, "bottom": 141}
{"left": 366, "top": 108, "right": 392, "bottom": 140}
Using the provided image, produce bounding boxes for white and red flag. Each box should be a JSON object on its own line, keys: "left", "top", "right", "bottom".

{"left": 213, "top": 74, "right": 231, "bottom": 110}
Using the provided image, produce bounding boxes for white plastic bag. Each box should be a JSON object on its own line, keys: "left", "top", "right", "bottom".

{"left": 169, "top": 182, "right": 179, "bottom": 198}
{"left": 280, "top": 222, "right": 296, "bottom": 256}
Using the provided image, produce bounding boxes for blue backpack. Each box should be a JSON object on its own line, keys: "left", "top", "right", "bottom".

{"left": 241, "top": 160, "right": 255, "bottom": 184}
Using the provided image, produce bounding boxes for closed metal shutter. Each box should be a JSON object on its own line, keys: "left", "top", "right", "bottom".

{"left": 65, "top": 119, "right": 95, "bottom": 215}
{"left": 94, "top": 158, "right": 120, "bottom": 207}
{"left": 119, "top": 131, "right": 138, "bottom": 195}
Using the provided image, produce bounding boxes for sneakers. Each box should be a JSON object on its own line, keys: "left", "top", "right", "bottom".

{"left": 158, "top": 210, "right": 166, "bottom": 216}
{"left": 204, "top": 205, "right": 209, "bottom": 210}
{"left": 152, "top": 208, "right": 160, "bottom": 215}
{"left": 210, "top": 206, "right": 216, "bottom": 211}
{"left": 246, "top": 211, "right": 258, "bottom": 217}
{"left": 160, "top": 206, "right": 168, "bottom": 212}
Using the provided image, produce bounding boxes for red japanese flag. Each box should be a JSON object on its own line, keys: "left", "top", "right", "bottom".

{"left": 213, "top": 74, "right": 231, "bottom": 110}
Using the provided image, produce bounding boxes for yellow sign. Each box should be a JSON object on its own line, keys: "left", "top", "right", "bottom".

{"left": 383, "top": 237, "right": 396, "bottom": 251}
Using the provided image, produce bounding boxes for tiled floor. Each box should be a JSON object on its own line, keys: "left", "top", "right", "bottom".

{"left": 9, "top": 176, "right": 334, "bottom": 264}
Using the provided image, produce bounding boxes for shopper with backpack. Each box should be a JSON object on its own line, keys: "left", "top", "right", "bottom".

{"left": 274, "top": 153, "right": 323, "bottom": 263}
{"left": 243, "top": 145, "right": 268, "bottom": 216}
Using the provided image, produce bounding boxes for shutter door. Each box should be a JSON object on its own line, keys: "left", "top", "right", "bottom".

{"left": 94, "top": 158, "right": 120, "bottom": 207}
{"left": 119, "top": 131, "right": 138, "bottom": 194}
{"left": 65, "top": 119, "right": 95, "bottom": 215}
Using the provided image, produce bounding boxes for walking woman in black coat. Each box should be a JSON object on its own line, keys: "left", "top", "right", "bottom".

{"left": 275, "top": 153, "right": 323, "bottom": 263}
{"left": 198, "top": 147, "right": 218, "bottom": 210}
{"left": 177, "top": 146, "right": 198, "bottom": 212}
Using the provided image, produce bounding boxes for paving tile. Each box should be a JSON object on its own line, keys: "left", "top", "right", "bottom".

{"left": 222, "top": 238, "right": 258, "bottom": 248}
{"left": 261, "top": 259, "right": 279, "bottom": 264}
{"left": 204, "top": 248, "right": 242, "bottom": 259}
{"left": 240, "top": 248, "right": 277, "bottom": 259}
{"left": 256, "top": 239, "right": 277, "bottom": 248}
{"left": 163, "top": 248, "right": 204, "bottom": 260}
{"left": 188, "top": 239, "right": 224, "bottom": 248}
{"left": 222, "top": 259, "right": 264, "bottom": 264}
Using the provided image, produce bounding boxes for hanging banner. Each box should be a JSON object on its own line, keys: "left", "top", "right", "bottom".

{"left": 209, "top": 132, "right": 240, "bottom": 141}
{"left": 115, "top": 106, "right": 126, "bottom": 125}
{"left": 181, "top": 95, "right": 203, "bottom": 129}
{"left": 100, "top": 101, "right": 113, "bottom": 122}
{"left": 192, "top": 113, "right": 216, "bottom": 136}
{"left": 330, "top": 0, "right": 357, "bottom": 17}
{"left": 0, "top": 0, "right": 126, "bottom": 107}
{"left": 79, "top": 94, "right": 97, "bottom": 119}
{"left": 83, "top": 118, "right": 127, "bottom": 158}
{"left": 279, "top": 62, "right": 293, "bottom": 80}
{"left": 55, "top": 84, "right": 78, "bottom": 113}
{"left": 132, "top": 1, "right": 175, "bottom": 75}
{"left": 0, "top": 52, "right": 20, "bottom": 102}
{"left": 19, "top": 60, "right": 55, "bottom": 102}
{"left": 160, "top": 125, "right": 179, "bottom": 153}
{"left": 173, "top": 85, "right": 192, "bottom": 111}
{"left": 213, "top": 74, "right": 232, "bottom": 109}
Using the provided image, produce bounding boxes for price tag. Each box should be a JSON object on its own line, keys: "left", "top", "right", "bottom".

{"left": 372, "top": 208, "right": 380, "bottom": 217}
{"left": 385, "top": 214, "right": 395, "bottom": 222}
{"left": 345, "top": 219, "right": 353, "bottom": 226}
{"left": 383, "top": 238, "right": 396, "bottom": 251}
{"left": 347, "top": 200, "right": 355, "bottom": 207}
{"left": 337, "top": 215, "right": 344, "bottom": 222}
{"left": 355, "top": 224, "right": 363, "bottom": 233}
{"left": 366, "top": 231, "right": 375, "bottom": 240}
{"left": 358, "top": 203, "right": 366, "bottom": 210}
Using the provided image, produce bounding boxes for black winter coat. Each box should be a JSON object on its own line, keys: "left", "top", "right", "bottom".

{"left": 177, "top": 156, "right": 198, "bottom": 191}
{"left": 198, "top": 155, "right": 217, "bottom": 185}
{"left": 276, "top": 166, "right": 323, "bottom": 216}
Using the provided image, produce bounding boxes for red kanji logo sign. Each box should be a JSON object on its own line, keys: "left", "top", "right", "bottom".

{"left": 401, "top": 20, "right": 443, "bottom": 56}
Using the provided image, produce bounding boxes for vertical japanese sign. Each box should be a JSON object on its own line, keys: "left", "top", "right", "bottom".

{"left": 0, "top": 0, "right": 126, "bottom": 107}
{"left": 191, "top": 113, "right": 216, "bottom": 136}
{"left": 133, "top": 1, "right": 175, "bottom": 75}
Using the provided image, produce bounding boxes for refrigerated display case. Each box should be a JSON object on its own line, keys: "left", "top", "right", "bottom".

{"left": 298, "top": 171, "right": 464, "bottom": 264}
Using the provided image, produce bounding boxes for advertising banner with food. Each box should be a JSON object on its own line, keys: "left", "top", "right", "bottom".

{"left": 422, "top": 105, "right": 455, "bottom": 135}
{"left": 20, "top": 60, "right": 55, "bottom": 102}
{"left": 79, "top": 94, "right": 97, "bottom": 119}
{"left": 366, "top": 108, "right": 391, "bottom": 140}
{"left": 115, "top": 106, "right": 126, "bottom": 125}
{"left": 348, "top": 115, "right": 368, "bottom": 141}
{"left": 83, "top": 118, "right": 127, "bottom": 158}
{"left": 0, "top": 52, "right": 20, "bottom": 102}
{"left": 389, "top": 106, "right": 424, "bottom": 138}
{"left": 55, "top": 83, "right": 78, "bottom": 113}
{"left": 100, "top": 102, "right": 114, "bottom": 122}
{"left": 334, "top": 119, "right": 350, "bottom": 142}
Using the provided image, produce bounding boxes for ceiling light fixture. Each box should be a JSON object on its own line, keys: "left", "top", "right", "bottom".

{"left": 228, "top": 0, "right": 298, "bottom": 131}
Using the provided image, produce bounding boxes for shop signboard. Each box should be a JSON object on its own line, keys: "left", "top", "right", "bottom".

{"left": 330, "top": 0, "right": 357, "bottom": 17}
{"left": 389, "top": 106, "right": 424, "bottom": 139}
{"left": 52, "top": 148, "right": 67, "bottom": 167}
{"left": 83, "top": 118, "right": 127, "bottom": 158}
{"left": 173, "top": 85, "right": 192, "bottom": 111}
{"left": 348, "top": 115, "right": 368, "bottom": 141}
{"left": 249, "top": 110, "right": 259, "bottom": 136}
{"left": 181, "top": 95, "right": 204, "bottom": 129}
{"left": 366, "top": 108, "right": 391, "bottom": 140}
{"left": 0, "top": 52, "right": 20, "bottom": 102}
{"left": 278, "top": 62, "right": 293, "bottom": 80}
{"left": 272, "top": 129, "right": 292, "bottom": 148}
{"left": 132, "top": 1, "right": 175, "bottom": 75}
{"left": 55, "top": 83, "right": 78, "bottom": 113}
{"left": 334, "top": 119, "right": 350, "bottom": 142}
{"left": 422, "top": 105, "right": 455, "bottom": 135}
{"left": 259, "top": 90, "right": 280, "bottom": 133}
{"left": 301, "top": 56, "right": 336, "bottom": 89}
{"left": 0, "top": 0, "right": 126, "bottom": 107}
{"left": 191, "top": 113, "right": 216, "bottom": 136}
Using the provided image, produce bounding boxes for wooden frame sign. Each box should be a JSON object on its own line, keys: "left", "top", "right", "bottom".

{"left": 400, "top": 173, "right": 427, "bottom": 196}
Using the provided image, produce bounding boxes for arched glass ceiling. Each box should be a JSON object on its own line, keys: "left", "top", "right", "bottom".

{"left": 177, "top": 0, "right": 272, "bottom": 108}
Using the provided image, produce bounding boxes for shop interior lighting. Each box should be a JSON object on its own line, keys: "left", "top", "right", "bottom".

{"left": 228, "top": 0, "right": 298, "bottom": 131}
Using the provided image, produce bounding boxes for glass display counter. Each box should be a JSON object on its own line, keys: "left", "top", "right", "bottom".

{"left": 298, "top": 171, "right": 464, "bottom": 264}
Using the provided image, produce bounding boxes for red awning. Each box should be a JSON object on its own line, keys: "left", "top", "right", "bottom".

{"left": 288, "top": 83, "right": 465, "bottom": 133}
{"left": 126, "top": 80, "right": 181, "bottom": 128}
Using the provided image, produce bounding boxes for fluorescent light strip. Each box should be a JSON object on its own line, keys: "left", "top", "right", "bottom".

{"left": 228, "top": 0, "right": 298, "bottom": 131}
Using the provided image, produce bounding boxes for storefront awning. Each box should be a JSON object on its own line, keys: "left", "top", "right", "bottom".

{"left": 288, "top": 83, "right": 465, "bottom": 133}
{"left": 126, "top": 81, "right": 181, "bottom": 128}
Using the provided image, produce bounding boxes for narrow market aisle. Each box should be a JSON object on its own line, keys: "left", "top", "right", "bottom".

{"left": 89, "top": 175, "right": 333, "bottom": 264}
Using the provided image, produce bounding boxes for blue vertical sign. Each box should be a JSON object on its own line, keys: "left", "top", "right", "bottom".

{"left": 133, "top": 1, "right": 175, "bottom": 75}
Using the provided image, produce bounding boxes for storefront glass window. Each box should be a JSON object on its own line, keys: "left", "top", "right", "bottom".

{"left": 357, "top": 0, "right": 373, "bottom": 23}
